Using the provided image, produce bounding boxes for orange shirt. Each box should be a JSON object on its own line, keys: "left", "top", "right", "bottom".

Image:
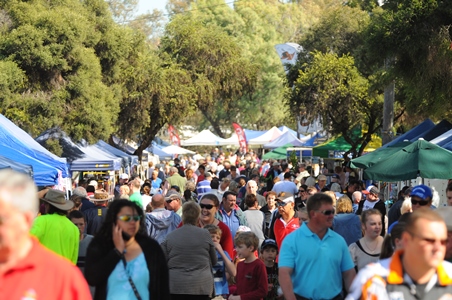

{"left": 1, "top": 237, "right": 91, "bottom": 299}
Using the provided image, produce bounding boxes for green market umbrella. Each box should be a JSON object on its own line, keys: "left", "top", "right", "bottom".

{"left": 363, "top": 139, "right": 452, "bottom": 181}
{"left": 350, "top": 141, "right": 411, "bottom": 169}
{"left": 262, "top": 143, "right": 293, "bottom": 160}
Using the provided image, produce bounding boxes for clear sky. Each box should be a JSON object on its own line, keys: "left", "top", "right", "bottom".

{"left": 137, "top": 0, "right": 167, "bottom": 15}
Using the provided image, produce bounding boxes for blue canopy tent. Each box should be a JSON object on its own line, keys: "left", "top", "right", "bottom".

{"left": 148, "top": 142, "right": 172, "bottom": 160}
{"left": 0, "top": 144, "right": 58, "bottom": 186}
{"left": 264, "top": 131, "right": 306, "bottom": 149}
{"left": 0, "top": 115, "right": 68, "bottom": 177}
{"left": 244, "top": 129, "right": 267, "bottom": 140}
{"left": 431, "top": 129, "right": 452, "bottom": 147}
{"left": 303, "top": 133, "right": 322, "bottom": 147}
{"left": 0, "top": 155, "right": 33, "bottom": 177}
{"left": 382, "top": 119, "right": 435, "bottom": 148}
{"left": 410, "top": 120, "right": 452, "bottom": 142}
{"left": 37, "top": 129, "right": 121, "bottom": 172}
{"left": 278, "top": 126, "right": 298, "bottom": 137}
{"left": 95, "top": 140, "right": 139, "bottom": 168}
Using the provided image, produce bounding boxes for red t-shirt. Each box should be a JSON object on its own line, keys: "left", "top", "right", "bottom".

{"left": 235, "top": 259, "right": 268, "bottom": 300}
{"left": 1, "top": 237, "right": 91, "bottom": 299}
{"left": 273, "top": 217, "right": 300, "bottom": 249}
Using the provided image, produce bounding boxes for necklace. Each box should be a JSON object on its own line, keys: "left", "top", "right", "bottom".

{"left": 362, "top": 238, "right": 379, "bottom": 253}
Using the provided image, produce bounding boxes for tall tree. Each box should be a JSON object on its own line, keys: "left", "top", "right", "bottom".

{"left": 289, "top": 52, "right": 383, "bottom": 157}
{"left": 364, "top": 0, "right": 452, "bottom": 119}
{"left": 160, "top": 14, "right": 258, "bottom": 137}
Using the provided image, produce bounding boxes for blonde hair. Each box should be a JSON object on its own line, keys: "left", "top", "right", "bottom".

{"left": 336, "top": 195, "right": 353, "bottom": 213}
{"left": 401, "top": 197, "right": 412, "bottom": 215}
{"left": 185, "top": 181, "right": 196, "bottom": 192}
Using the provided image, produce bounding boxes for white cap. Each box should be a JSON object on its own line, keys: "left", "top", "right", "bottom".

{"left": 120, "top": 173, "right": 129, "bottom": 180}
{"left": 89, "top": 180, "right": 98, "bottom": 187}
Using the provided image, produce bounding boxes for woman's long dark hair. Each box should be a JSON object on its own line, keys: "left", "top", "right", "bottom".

{"left": 95, "top": 200, "right": 147, "bottom": 244}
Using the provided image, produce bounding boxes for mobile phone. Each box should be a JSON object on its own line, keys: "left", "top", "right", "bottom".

{"left": 122, "top": 231, "right": 131, "bottom": 241}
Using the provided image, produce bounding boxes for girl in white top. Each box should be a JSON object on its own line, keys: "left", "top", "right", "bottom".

{"left": 348, "top": 209, "right": 383, "bottom": 271}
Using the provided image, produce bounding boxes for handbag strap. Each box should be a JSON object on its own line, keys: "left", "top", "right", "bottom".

{"left": 122, "top": 257, "right": 142, "bottom": 300}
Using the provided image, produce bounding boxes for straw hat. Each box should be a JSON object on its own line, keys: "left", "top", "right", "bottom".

{"left": 90, "top": 189, "right": 114, "bottom": 202}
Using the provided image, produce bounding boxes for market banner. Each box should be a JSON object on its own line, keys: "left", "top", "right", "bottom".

{"left": 232, "top": 123, "right": 248, "bottom": 153}
{"left": 168, "top": 125, "right": 181, "bottom": 146}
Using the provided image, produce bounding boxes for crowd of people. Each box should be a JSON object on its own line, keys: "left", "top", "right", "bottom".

{"left": 3, "top": 146, "right": 452, "bottom": 300}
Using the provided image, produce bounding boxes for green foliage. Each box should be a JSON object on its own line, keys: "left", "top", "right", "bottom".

{"left": 43, "top": 138, "right": 63, "bottom": 157}
{"left": 365, "top": 0, "right": 452, "bottom": 119}
{"left": 0, "top": 0, "right": 130, "bottom": 143}
{"left": 160, "top": 14, "right": 259, "bottom": 137}
{"left": 289, "top": 52, "right": 383, "bottom": 157}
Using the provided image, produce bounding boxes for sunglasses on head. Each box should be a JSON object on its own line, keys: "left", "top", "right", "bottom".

{"left": 117, "top": 215, "right": 141, "bottom": 222}
{"left": 317, "top": 209, "right": 335, "bottom": 216}
{"left": 411, "top": 199, "right": 429, "bottom": 206}
{"left": 200, "top": 203, "right": 214, "bottom": 210}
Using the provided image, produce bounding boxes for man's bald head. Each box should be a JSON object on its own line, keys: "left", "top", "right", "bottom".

{"left": 352, "top": 191, "right": 362, "bottom": 204}
{"left": 151, "top": 193, "right": 165, "bottom": 209}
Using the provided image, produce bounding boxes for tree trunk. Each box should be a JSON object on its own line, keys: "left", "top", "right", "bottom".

{"left": 382, "top": 58, "right": 395, "bottom": 145}
{"left": 201, "top": 110, "right": 225, "bottom": 138}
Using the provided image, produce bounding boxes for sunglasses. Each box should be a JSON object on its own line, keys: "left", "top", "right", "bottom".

{"left": 276, "top": 201, "right": 289, "bottom": 207}
{"left": 200, "top": 203, "right": 214, "bottom": 210}
{"left": 317, "top": 209, "right": 335, "bottom": 216}
{"left": 411, "top": 199, "right": 430, "bottom": 206}
{"left": 408, "top": 231, "right": 448, "bottom": 246}
{"left": 166, "top": 199, "right": 175, "bottom": 203}
{"left": 117, "top": 215, "right": 141, "bottom": 222}
{"left": 299, "top": 190, "right": 306, "bottom": 193}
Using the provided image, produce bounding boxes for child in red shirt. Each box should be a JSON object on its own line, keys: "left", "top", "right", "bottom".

{"left": 229, "top": 232, "right": 268, "bottom": 300}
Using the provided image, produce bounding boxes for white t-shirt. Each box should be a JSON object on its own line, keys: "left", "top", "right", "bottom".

{"left": 362, "top": 200, "right": 377, "bottom": 211}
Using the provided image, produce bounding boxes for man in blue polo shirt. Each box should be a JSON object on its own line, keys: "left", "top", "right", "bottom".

{"left": 279, "top": 192, "right": 356, "bottom": 300}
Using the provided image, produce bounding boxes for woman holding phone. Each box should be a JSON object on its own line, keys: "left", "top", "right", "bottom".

{"left": 85, "top": 200, "right": 170, "bottom": 300}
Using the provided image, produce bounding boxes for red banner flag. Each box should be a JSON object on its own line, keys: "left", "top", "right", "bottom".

{"left": 168, "top": 125, "right": 180, "bottom": 146}
{"left": 232, "top": 123, "right": 248, "bottom": 153}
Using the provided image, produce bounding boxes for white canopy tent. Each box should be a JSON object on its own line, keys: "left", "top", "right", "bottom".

{"left": 181, "top": 130, "right": 228, "bottom": 146}
{"left": 161, "top": 145, "right": 195, "bottom": 155}
{"left": 248, "top": 126, "right": 282, "bottom": 145}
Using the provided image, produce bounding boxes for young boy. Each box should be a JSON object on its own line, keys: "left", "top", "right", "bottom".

{"left": 204, "top": 224, "right": 236, "bottom": 300}
{"left": 230, "top": 232, "right": 268, "bottom": 300}
{"left": 260, "top": 239, "right": 282, "bottom": 300}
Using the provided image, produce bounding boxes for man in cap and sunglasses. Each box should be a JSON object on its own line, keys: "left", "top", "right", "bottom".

{"left": 165, "top": 190, "right": 183, "bottom": 217}
{"left": 279, "top": 192, "right": 355, "bottom": 300}
{"left": 31, "top": 189, "right": 79, "bottom": 264}
{"left": 268, "top": 192, "right": 300, "bottom": 250}
{"left": 410, "top": 184, "right": 433, "bottom": 211}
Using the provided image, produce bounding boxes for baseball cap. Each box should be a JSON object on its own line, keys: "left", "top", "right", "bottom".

{"left": 332, "top": 174, "right": 340, "bottom": 180}
{"left": 318, "top": 175, "right": 327, "bottom": 181}
{"left": 165, "top": 190, "right": 182, "bottom": 201}
{"left": 276, "top": 192, "right": 295, "bottom": 203}
{"left": 89, "top": 180, "right": 98, "bottom": 187}
{"left": 362, "top": 185, "right": 379, "bottom": 195}
{"left": 410, "top": 184, "right": 432, "bottom": 200}
{"left": 120, "top": 173, "right": 129, "bottom": 180}
{"left": 261, "top": 239, "right": 278, "bottom": 252}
